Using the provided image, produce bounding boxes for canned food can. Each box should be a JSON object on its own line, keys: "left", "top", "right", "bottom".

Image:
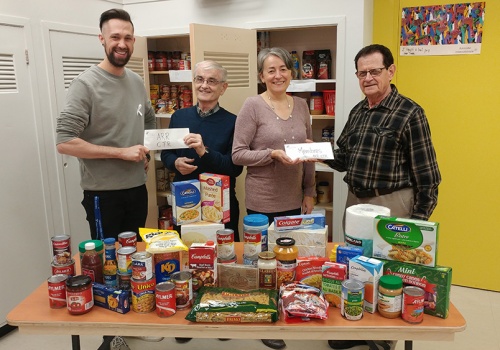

{"left": 243, "top": 228, "right": 262, "bottom": 259}
{"left": 131, "top": 251, "right": 153, "bottom": 281}
{"left": 156, "top": 281, "right": 176, "bottom": 317}
{"left": 51, "top": 235, "right": 71, "bottom": 265}
{"left": 170, "top": 271, "right": 193, "bottom": 309}
{"left": 51, "top": 259, "right": 75, "bottom": 276}
{"left": 243, "top": 255, "right": 258, "bottom": 267}
{"left": 216, "top": 229, "right": 235, "bottom": 260}
{"left": 131, "top": 277, "right": 156, "bottom": 313}
{"left": 402, "top": 286, "right": 425, "bottom": 323}
{"left": 48, "top": 274, "right": 68, "bottom": 309}
{"left": 217, "top": 255, "right": 237, "bottom": 264}
{"left": 117, "top": 246, "right": 136, "bottom": 274}
{"left": 341, "top": 279, "right": 365, "bottom": 321}
{"left": 118, "top": 231, "right": 137, "bottom": 248}
{"left": 118, "top": 272, "right": 132, "bottom": 291}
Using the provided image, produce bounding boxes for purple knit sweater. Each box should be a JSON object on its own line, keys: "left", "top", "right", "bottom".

{"left": 232, "top": 95, "right": 316, "bottom": 213}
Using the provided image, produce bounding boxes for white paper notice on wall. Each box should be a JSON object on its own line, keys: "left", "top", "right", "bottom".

{"left": 284, "top": 142, "right": 334, "bottom": 160}
{"left": 144, "top": 128, "right": 189, "bottom": 150}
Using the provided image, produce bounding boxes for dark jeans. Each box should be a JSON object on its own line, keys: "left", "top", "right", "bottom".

{"left": 246, "top": 207, "right": 301, "bottom": 226}
{"left": 81, "top": 184, "right": 148, "bottom": 241}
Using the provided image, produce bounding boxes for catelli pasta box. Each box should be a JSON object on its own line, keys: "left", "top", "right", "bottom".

{"left": 171, "top": 179, "right": 201, "bottom": 225}
{"left": 381, "top": 259, "right": 452, "bottom": 319}
{"left": 199, "top": 173, "right": 230, "bottom": 224}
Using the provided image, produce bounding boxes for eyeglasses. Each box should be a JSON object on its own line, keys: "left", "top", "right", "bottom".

{"left": 355, "top": 67, "right": 387, "bottom": 79}
{"left": 193, "top": 76, "right": 223, "bottom": 86}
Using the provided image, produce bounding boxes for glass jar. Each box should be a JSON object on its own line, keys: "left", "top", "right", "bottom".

{"left": 377, "top": 275, "right": 403, "bottom": 319}
{"left": 317, "top": 181, "right": 330, "bottom": 203}
{"left": 258, "top": 251, "right": 277, "bottom": 289}
{"left": 66, "top": 275, "right": 93, "bottom": 315}
{"left": 273, "top": 237, "right": 298, "bottom": 286}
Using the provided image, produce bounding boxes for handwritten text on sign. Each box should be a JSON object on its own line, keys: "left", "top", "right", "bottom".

{"left": 284, "top": 142, "right": 334, "bottom": 160}
{"left": 144, "top": 128, "right": 189, "bottom": 150}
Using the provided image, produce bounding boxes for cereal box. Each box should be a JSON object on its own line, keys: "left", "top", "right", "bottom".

{"left": 322, "top": 262, "right": 347, "bottom": 308}
{"left": 381, "top": 259, "right": 452, "bottom": 319}
{"left": 199, "top": 173, "right": 230, "bottom": 224}
{"left": 180, "top": 221, "right": 224, "bottom": 247}
{"left": 273, "top": 213, "right": 326, "bottom": 231}
{"left": 348, "top": 255, "right": 383, "bottom": 313}
{"left": 373, "top": 216, "right": 439, "bottom": 267}
{"left": 171, "top": 179, "right": 201, "bottom": 225}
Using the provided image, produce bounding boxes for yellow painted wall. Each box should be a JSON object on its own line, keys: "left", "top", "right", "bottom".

{"left": 374, "top": 1, "right": 499, "bottom": 291}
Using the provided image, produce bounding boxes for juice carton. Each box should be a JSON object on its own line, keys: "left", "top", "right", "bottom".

{"left": 322, "top": 262, "right": 347, "bottom": 308}
{"left": 348, "top": 255, "right": 383, "bottom": 313}
{"left": 199, "top": 173, "right": 230, "bottom": 224}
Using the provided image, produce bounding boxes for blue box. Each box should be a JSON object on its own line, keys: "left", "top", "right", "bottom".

{"left": 93, "top": 283, "right": 130, "bottom": 314}
{"left": 171, "top": 179, "right": 201, "bottom": 225}
{"left": 336, "top": 245, "right": 364, "bottom": 265}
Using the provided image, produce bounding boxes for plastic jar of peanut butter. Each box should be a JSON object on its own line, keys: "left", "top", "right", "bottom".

{"left": 377, "top": 275, "right": 403, "bottom": 318}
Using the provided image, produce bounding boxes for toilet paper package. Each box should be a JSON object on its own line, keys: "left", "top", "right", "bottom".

{"left": 344, "top": 204, "right": 390, "bottom": 257}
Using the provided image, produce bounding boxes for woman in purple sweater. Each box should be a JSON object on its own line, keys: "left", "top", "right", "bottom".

{"left": 232, "top": 48, "right": 316, "bottom": 350}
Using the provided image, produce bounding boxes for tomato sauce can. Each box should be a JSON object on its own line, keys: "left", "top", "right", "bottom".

{"left": 170, "top": 271, "right": 193, "bottom": 309}
{"left": 402, "top": 286, "right": 425, "bottom": 323}
{"left": 66, "top": 275, "right": 93, "bottom": 315}
{"left": 131, "top": 277, "right": 156, "bottom": 313}
{"left": 117, "top": 246, "right": 136, "bottom": 274}
{"left": 341, "top": 279, "right": 365, "bottom": 321}
{"left": 48, "top": 274, "right": 68, "bottom": 309}
{"left": 131, "top": 251, "right": 153, "bottom": 281}
{"left": 118, "top": 231, "right": 137, "bottom": 248}
{"left": 155, "top": 281, "right": 176, "bottom": 317}
{"left": 51, "top": 235, "right": 71, "bottom": 265}
{"left": 51, "top": 259, "right": 75, "bottom": 276}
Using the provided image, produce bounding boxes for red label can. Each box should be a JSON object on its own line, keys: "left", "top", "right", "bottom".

{"left": 402, "top": 286, "right": 425, "bottom": 323}
{"left": 216, "top": 229, "right": 235, "bottom": 260}
{"left": 51, "top": 235, "right": 71, "bottom": 265}
{"left": 131, "top": 277, "right": 156, "bottom": 313}
{"left": 131, "top": 252, "right": 153, "bottom": 281}
{"left": 51, "top": 259, "right": 75, "bottom": 276}
{"left": 155, "top": 281, "right": 176, "bottom": 317}
{"left": 117, "top": 246, "right": 136, "bottom": 274}
{"left": 170, "top": 271, "right": 193, "bottom": 309}
{"left": 118, "top": 231, "right": 137, "bottom": 248}
{"left": 48, "top": 274, "right": 68, "bottom": 309}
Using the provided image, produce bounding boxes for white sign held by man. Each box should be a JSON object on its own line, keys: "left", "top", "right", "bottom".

{"left": 144, "top": 128, "right": 190, "bottom": 150}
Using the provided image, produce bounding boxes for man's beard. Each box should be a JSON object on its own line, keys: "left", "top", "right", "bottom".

{"left": 106, "top": 49, "right": 131, "bottom": 68}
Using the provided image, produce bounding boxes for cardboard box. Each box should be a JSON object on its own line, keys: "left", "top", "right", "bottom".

{"left": 181, "top": 221, "right": 224, "bottom": 247}
{"left": 171, "top": 180, "right": 201, "bottom": 225}
{"left": 373, "top": 216, "right": 439, "bottom": 267}
{"left": 199, "top": 173, "right": 230, "bottom": 224}
{"left": 336, "top": 245, "right": 364, "bottom": 265}
{"left": 381, "top": 259, "right": 452, "bottom": 319}
{"left": 273, "top": 213, "right": 326, "bottom": 231}
{"left": 189, "top": 242, "right": 218, "bottom": 294}
{"left": 296, "top": 256, "right": 329, "bottom": 289}
{"left": 322, "top": 262, "right": 347, "bottom": 308}
{"left": 268, "top": 242, "right": 326, "bottom": 258}
{"left": 268, "top": 223, "right": 327, "bottom": 246}
{"left": 348, "top": 255, "right": 383, "bottom": 313}
{"left": 93, "top": 283, "right": 130, "bottom": 314}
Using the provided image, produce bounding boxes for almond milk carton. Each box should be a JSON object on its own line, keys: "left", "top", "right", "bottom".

{"left": 188, "top": 241, "right": 217, "bottom": 295}
{"left": 348, "top": 255, "right": 383, "bottom": 313}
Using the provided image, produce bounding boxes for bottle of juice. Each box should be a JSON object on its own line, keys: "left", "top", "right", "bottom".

{"left": 81, "top": 242, "right": 104, "bottom": 284}
{"left": 291, "top": 50, "right": 300, "bottom": 79}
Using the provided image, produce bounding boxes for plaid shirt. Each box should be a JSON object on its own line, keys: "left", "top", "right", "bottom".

{"left": 326, "top": 85, "right": 441, "bottom": 220}
{"left": 197, "top": 102, "right": 220, "bottom": 117}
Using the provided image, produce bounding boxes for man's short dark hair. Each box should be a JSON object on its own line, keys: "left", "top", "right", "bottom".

{"left": 354, "top": 44, "right": 394, "bottom": 70}
{"left": 99, "top": 9, "right": 134, "bottom": 31}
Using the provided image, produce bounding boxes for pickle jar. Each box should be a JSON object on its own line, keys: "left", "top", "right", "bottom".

{"left": 273, "top": 237, "right": 298, "bottom": 286}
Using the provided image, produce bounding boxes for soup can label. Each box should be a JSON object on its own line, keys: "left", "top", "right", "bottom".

{"left": 402, "top": 286, "right": 425, "bottom": 323}
{"left": 170, "top": 271, "right": 193, "bottom": 309}
{"left": 131, "top": 252, "right": 153, "bottom": 281}
{"left": 341, "top": 279, "right": 365, "bottom": 321}
{"left": 48, "top": 274, "right": 68, "bottom": 309}
{"left": 118, "top": 231, "right": 137, "bottom": 248}
{"left": 131, "top": 277, "right": 156, "bottom": 313}
{"left": 216, "top": 229, "right": 235, "bottom": 260}
{"left": 51, "top": 235, "right": 71, "bottom": 265}
{"left": 117, "top": 246, "right": 136, "bottom": 274}
{"left": 156, "top": 281, "right": 176, "bottom": 317}
{"left": 51, "top": 259, "right": 75, "bottom": 276}
{"left": 243, "top": 229, "right": 262, "bottom": 258}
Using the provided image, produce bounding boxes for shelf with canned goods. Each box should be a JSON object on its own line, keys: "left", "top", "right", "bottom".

{"left": 286, "top": 79, "right": 336, "bottom": 93}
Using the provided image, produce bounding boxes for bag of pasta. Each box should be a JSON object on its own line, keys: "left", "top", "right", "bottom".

{"left": 186, "top": 286, "right": 279, "bottom": 323}
{"left": 279, "top": 282, "right": 329, "bottom": 322}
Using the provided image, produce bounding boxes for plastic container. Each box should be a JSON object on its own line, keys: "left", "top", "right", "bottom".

{"left": 378, "top": 275, "right": 403, "bottom": 319}
{"left": 317, "top": 181, "right": 330, "bottom": 203}
{"left": 309, "top": 92, "right": 324, "bottom": 115}
{"left": 323, "top": 90, "right": 336, "bottom": 116}
{"left": 78, "top": 239, "right": 104, "bottom": 264}
{"left": 81, "top": 242, "right": 104, "bottom": 284}
{"left": 243, "top": 214, "right": 269, "bottom": 252}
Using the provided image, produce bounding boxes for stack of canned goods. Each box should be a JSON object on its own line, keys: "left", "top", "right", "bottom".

{"left": 130, "top": 251, "right": 156, "bottom": 313}
{"left": 116, "top": 231, "right": 137, "bottom": 292}
{"left": 50, "top": 235, "right": 75, "bottom": 276}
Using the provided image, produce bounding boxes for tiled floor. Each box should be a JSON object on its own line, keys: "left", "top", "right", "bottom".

{"left": 1, "top": 285, "right": 499, "bottom": 350}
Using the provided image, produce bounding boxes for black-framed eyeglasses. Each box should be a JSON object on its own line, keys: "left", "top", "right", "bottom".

{"left": 193, "top": 76, "right": 223, "bottom": 86}
{"left": 355, "top": 67, "right": 387, "bottom": 79}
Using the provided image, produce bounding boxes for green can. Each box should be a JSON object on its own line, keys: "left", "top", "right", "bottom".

{"left": 341, "top": 279, "right": 365, "bottom": 320}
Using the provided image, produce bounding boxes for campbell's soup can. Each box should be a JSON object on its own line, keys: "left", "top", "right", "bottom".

{"left": 243, "top": 228, "right": 262, "bottom": 259}
{"left": 51, "top": 235, "right": 71, "bottom": 265}
{"left": 131, "top": 251, "right": 153, "bottom": 281}
{"left": 48, "top": 274, "right": 68, "bottom": 309}
{"left": 51, "top": 259, "right": 75, "bottom": 276}
{"left": 131, "top": 277, "right": 156, "bottom": 313}
{"left": 117, "top": 246, "right": 136, "bottom": 274}
{"left": 155, "top": 281, "right": 176, "bottom": 317}
{"left": 216, "top": 229, "right": 235, "bottom": 260}
{"left": 402, "top": 286, "right": 425, "bottom": 323}
{"left": 170, "top": 271, "right": 193, "bottom": 309}
{"left": 118, "top": 231, "right": 137, "bottom": 248}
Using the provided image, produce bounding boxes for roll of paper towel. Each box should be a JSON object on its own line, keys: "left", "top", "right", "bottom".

{"left": 345, "top": 204, "right": 390, "bottom": 257}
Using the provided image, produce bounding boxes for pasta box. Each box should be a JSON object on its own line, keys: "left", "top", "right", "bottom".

{"left": 93, "top": 283, "right": 130, "bottom": 314}
{"left": 199, "top": 173, "right": 230, "bottom": 224}
{"left": 171, "top": 179, "right": 201, "bottom": 225}
{"left": 373, "top": 216, "right": 439, "bottom": 267}
{"left": 381, "top": 259, "right": 452, "bottom": 319}
{"left": 348, "top": 255, "right": 383, "bottom": 314}
{"left": 296, "top": 256, "right": 329, "bottom": 289}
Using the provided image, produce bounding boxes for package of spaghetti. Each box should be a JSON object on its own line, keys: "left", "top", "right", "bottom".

{"left": 185, "top": 286, "right": 279, "bottom": 323}
{"left": 279, "top": 282, "right": 329, "bottom": 322}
